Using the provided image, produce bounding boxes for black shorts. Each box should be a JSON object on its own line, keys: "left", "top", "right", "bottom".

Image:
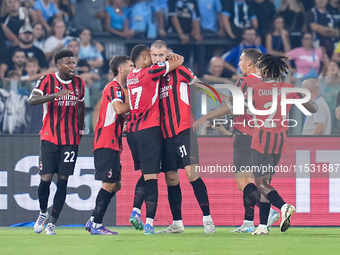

{"left": 233, "top": 130, "right": 252, "bottom": 173}
{"left": 94, "top": 148, "right": 121, "bottom": 183}
{"left": 251, "top": 149, "right": 281, "bottom": 178}
{"left": 39, "top": 140, "right": 78, "bottom": 176}
{"left": 126, "top": 126, "right": 162, "bottom": 175}
{"left": 162, "top": 128, "right": 199, "bottom": 172}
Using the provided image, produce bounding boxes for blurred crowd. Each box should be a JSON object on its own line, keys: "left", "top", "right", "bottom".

{"left": 1, "top": 0, "right": 340, "bottom": 135}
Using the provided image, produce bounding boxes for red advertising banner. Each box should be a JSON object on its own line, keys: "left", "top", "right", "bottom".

{"left": 117, "top": 137, "right": 340, "bottom": 226}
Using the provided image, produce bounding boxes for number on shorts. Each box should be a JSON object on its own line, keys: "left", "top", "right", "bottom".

{"left": 179, "top": 145, "right": 187, "bottom": 158}
{"left": 64, "top": 151, "right": 75, "bottom": 162}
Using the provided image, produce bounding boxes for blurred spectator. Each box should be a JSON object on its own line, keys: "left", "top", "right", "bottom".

{"left": 250, "top": 0, "right": 276, "bottom": 44}
{"left": 32, "top": 22, "right": 45, "bottom": 50}
{"left": 67, "top": 38, "right": 101, "bottom": 87}
{"left": 197, "top": 0, "right": 225, "bottom": 37}
{"left": 5, "top": 47, "right": 26, "bottom": 78}
{"left": 286, "top": 32, "right": 323, "bottom": 79}
{"left": 319, "top": 59, "right": 339, "bottom": 79}
{"left": 43, "top": 19, "right": 72, "bottom": 61}
{"left": 33, "top": 0, "right": 63, "bottom": 34}
{"left": 168, "top": 0, "right": 202, "bottom": 44}
{"left": 54, "top": 0, "right": 76, "bottom": 25}
{"left": 0, "top": 23, "right": 19, "bottom": 56}
{"left": 305, "top": 0, "right": 339, "bottom": 58}
{"left": 21, "top": 57, "right": 55, "bottom": 83}
{"left": 302, "top": 78, "right": 331, "bottom": 135}
{"left": 72, "top": 0, "right": 106, "bottom": 33}
{"left": 222, "top": 28, "right": 267, "bottom": 77}
{"left": 0, "top": 25, "right": 48, "bottom": 79}
{"left": 104, "top": 0, "right": 133, "bottom": 38}
{"left": 0, "top": 0, "right": 25, "bottom": 36}
{"left": 127, "top": 0, "right": 156, "bottom": 39}
{"left": 78, "top": 28, "right": 104, "bottom": 71}
{"left": 277, "top": 0, "right": 305, "bottom": 48}
{"left": 265, "top": 15, "right": 291, "bottom": 56}
{"left": 202, "top": 56, "right": 234, "bottom": 84}
{"left": 221, "top": 0, "right": 258, "bottom": 40}
{"left": 152, "top": 0, "right": 168, "bottom": 37}
{"left": 327, "top": 0, "right": 340, "bottom": 29}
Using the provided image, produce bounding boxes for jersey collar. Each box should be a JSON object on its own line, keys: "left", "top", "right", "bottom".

{"left": 56, "top": 72, "right": 72, "bottom": 84}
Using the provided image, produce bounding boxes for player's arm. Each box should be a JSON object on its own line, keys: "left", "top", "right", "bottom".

{"left": 113, "top": 101, "right": 130, "bottom": 115}
{"left": 302, "top": 100, "right": 318, "bottom": 113}
{"left": 27, "top": 89, "right": 74, "bottom": 105}
{"left": 192, "top": 104, "right": 230, "bottom": 133}
{"left": 77, "top": 100, "right": 85, "bottom": 135}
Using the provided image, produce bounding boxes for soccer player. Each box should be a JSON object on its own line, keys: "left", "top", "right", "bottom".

{"left": 146, "top": 40, "right": 218, "bottom": 234}
{"left": 28, "top": 50, "right": 85, "bottom": 235}
{"left": 249, "top": 54, "right": 318, "bottom": 235}
{"left": 126, "top": 44, "right": 184, "bottom": 234}
{"left": 193, "top": 48, "right": 280, "bottom": 233}
{"left": 85, "top": 56, "right": 134, "bottom": 235}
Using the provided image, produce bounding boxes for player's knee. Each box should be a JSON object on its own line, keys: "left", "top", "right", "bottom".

{"left": 165, "top": 171, "right": 179, "bottom": 186}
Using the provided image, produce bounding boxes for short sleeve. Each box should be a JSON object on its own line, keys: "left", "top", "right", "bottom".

{"left": 147, "top": 61, "right": 170, "bottom": 79}
{"left": 178, "top": 66, "right": 197, "bottom": 85}
{"left": 33, "top": 75, "right": 49, "bottom": 94}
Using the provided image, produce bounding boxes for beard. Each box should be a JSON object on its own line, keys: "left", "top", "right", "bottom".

{"left": 19, "top": 38, "right": 32, "bottom": 45}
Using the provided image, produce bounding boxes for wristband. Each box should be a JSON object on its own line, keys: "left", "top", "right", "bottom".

{"left": 79, "top": 130, "right": 85, "bottom": 135}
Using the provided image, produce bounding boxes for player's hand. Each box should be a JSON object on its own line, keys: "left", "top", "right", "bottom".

{"left": 55, "top": 89, "right": 74, "bottom": 98}
{"left": 167, "top": 53, "right": 183, "bottom": 61}
{"left": 193, "top": 116, "right": 207, "bottom": 133}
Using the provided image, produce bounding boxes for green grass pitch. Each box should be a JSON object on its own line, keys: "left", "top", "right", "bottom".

{"left": 1, "top": 227, "right": 339, "bottom": 255}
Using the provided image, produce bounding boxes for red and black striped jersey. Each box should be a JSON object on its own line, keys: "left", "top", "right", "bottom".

{"left": 33, "top": 72, "right": 85, "bottom": 145}
{"left": 233, "top": 74, "right": 262, "bottom": 136}
{"left": 126, "top": 62, "right": 169, "bottom": 132}
{"left": 249, "top": 81, "right": 302, "bottom": 154}
{"left": 159, "top": 66, "right": 196, "bottom": 138}
{"left": 93, "top": 79, "right": 125, "bottom": 152}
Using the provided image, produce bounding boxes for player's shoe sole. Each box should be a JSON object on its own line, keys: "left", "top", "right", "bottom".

{"left": 231, "top": 225, "right": 255, "bottom": 233}
{"left": 280, "top": 204, "right": 296, "bottom": 232}
{"left": 91, "top": 226, "right": 118, "bottom": 235}
{"left": 156, "top": 224, "right": 184, "bottom": 234}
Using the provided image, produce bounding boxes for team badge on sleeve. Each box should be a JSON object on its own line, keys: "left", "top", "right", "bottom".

{"left": 157, "top": 62, "right": 165, "bottom": 66}
{"left": 116, "top": 91, "right": 122, "bottom": 98}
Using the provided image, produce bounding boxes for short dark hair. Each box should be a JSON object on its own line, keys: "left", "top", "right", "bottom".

{"left": 242, "top": 48, "right": 262, "bottom": 65}
{"left": 109, "top": 56, "right": 132, "bottom": 77}
{"left": 54, "top": 50, "right": 74, "bottom": 65}
{"left": 130, "top": 44, "right": 149, "bottom": 65}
